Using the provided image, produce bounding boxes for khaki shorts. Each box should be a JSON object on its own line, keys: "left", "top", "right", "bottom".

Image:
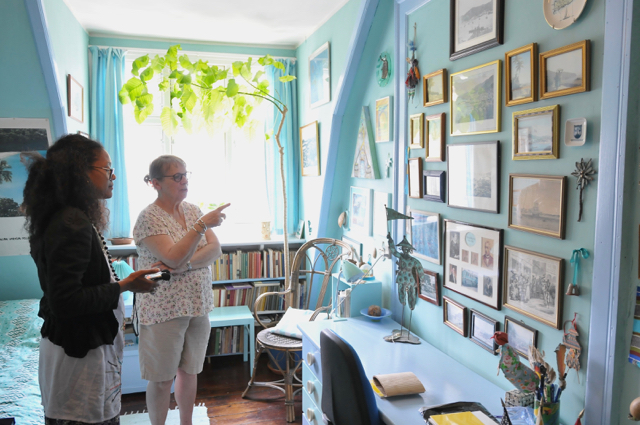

{"left": 138, "top": 315, "right": 211, "bottom": 382}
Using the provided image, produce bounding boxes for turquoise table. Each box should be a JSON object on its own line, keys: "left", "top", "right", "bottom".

{"left": 208, "top": 306, "right": 255, "bottom": 376}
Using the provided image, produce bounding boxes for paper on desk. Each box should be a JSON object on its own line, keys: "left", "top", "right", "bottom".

{"left": 371, "top": 372, "right": 425, "bottom": 397}
{"left": 428, "top": 411, "right": 496, "bottom": 425}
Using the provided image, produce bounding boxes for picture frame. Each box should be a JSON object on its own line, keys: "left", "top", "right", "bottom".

{"left": 470, "top": 309, "right": 499, "bottom": 354}
{"left": 407, "top": 209, "right": 440, "bottom": 264}
{"left": 564, "top": 117, "right": 586, "bottom": 146}
{"left": 450, "top": 0, "right": 505, "bottom": 61}
{"left": 540, "top": 40, "right": 590, "bottom": 100}
{"left": 352, "top": 107, "right": 380, "bottom": 179}
{"left": 505, "top": 43, "right": 538, "bottom": 106}
{"left": 349, "top": 187, "right": 372, "bottom": 236}
{"left": 450, "top": 60, "right": 501, "bottom": 136}
{"left": 0, "top": 118, "right": 52, "bottom": 152}
{"left": 425, "top": 113, "right": 445, "bottom": 162}
{"left": 443, "top": 219, "right": 503, "bottom": 310}
{"left": 508, "top": 174, "right": 567, "bottom": 239}
{"left": 504, "top": 316, "right": 538, "bottom": 358}
{"left": 419, "top": 269, "right": 440, "bottom": 306}
{"left": 423, "top": 69, "right": 447, "bottom": 107}
{"left": 409, "top": 113, "right": 424, "bottom": 149}
{"left": 373, "top": 191, "right": 392, "bottom": 237}
{"left": 512, "top": 105, "right": 560, "bottom": 160}
{"left": 375, "top": 96, "right": 393, "bottom": 143}
{"left": 447, "top": 141, "right": 500, "bottom": 213}
{"left": 423, "top": 170, "right": 446, "bottom": 203}
{"left": 309, "top": 42, "right": 331, "bottom": 108}
{"left": 408, "top": 158, "right": 423, "bottom": 199}
{"left": 443, "top": 296, "right": 468, "bottom": 336}
{"left": 300, "top": 121, "right": 320, "bottom": 176}
{"left": 67, "top": 74, "right": 84, "bottom": 123}
{"left": 342, "top": 235, "right": 363, "bottom": 261}
{"left": 503, "top": 245, "right": 564, "bottom": 329}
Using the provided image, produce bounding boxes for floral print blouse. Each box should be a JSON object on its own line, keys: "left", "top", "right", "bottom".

{"left": 133, "top": 202, "right": 214, "bottom": 325}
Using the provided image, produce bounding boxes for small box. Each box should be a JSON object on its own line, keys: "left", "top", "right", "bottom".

{"left": 505, "top": 389, "right": 535, "bottom": 407}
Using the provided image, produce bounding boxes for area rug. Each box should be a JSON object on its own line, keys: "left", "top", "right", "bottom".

{"left": 120, "top": 405, "right": 209, "bottom": 424}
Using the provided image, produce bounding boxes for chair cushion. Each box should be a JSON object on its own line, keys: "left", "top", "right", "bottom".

{"left": 270, "top": 307, "right": 315, "bottom": 339}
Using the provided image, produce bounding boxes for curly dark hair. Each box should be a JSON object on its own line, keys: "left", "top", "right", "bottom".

{"left": 22, "top": 134, "right": 109, "bottom": 241}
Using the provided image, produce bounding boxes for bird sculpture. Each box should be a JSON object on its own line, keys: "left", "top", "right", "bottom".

{"left": 492, "top": 331, "right": 540, "bottom": 393}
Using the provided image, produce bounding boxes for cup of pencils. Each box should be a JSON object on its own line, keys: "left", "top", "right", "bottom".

{"left": 529, "top": 345, "right": 565, "bottom": 425}
{"left": 534, "top": 397, "right": 560, "bottom": 425}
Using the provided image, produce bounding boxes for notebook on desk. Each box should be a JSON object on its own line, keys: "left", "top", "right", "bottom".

{"left": 427, "top": 411, "right": 496, "bottom": 425}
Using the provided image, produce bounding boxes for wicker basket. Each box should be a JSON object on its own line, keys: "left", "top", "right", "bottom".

{"left": 505, "top": 389, "right": 535, "bottom": 407}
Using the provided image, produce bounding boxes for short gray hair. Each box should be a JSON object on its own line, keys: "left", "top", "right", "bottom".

{"left": 143, "top": 155, "right": 186, "bottom": 184}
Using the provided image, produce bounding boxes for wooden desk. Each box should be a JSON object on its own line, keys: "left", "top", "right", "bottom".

{"left": 298, "top": 317, "right": 506, "bottom": 425}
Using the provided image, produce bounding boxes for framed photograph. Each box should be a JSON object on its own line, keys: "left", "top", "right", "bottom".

{"left": 409, "top": 113, "right": 424, "bottom": 149}
{"left": 375, "top": 96, "right": 392, "bottom": 143}
{"left": 564, "top": 117, "right": 586, "bottom": 146}
{"left": 470, "top": 309, "right": 499, "bottom": 354}
{"left": 341, "top": 235, "right": 363, "bottom": 261}
{"left": 300, "top": 121, "right": 320, "bottom": 176}
{"left": 505, "top": 43, "right": 538, "bottom": 106}
{"left": 447, "top": 141, "right": 499, "bottom": 213}
{"left": 0, "top": 118, "right": 52, "bottom": 152}
{"left": 512, "top": 105, "right": 560, "bottom": 160}
{"left": 373, "top": 191, "right": 392, "bottom": 237}
{"left": 443, "top": 296, "right": 468, "bottom": 336}
{"left": 407, "top": 209, "right": 440, "bottom": 264}
{"left": 423, "top": 69, "right": 447, "bottom": 107}
{"left": 419, "top": 270, "right": 440, "bottom": 306}
{"left": 425, "top": 113, "right": 445, "bottom": 162}
{"left": 444, "top": 219, "right": 503, "bottom": 310}
{"left": 508, "top": 174, "right": 567, "bottom": 239}
{"left": 540, "top": 40, "right": 590, "bottom": 100}
{"left": 408, "top": 158, "right": 423, "bottom": 199}
{"left": 504, "top": 316, "right": 538, "bottom": 358}
{"left": 450, "top": 60, "right": 501, "bottom": 136}
{"left": 349, "top": 187, "right": 372, "bottom": 236}
{"left": 67, "top": 74, "right": 84, "bottom": 123}
{"left": 423, "top": 170, "right": 446, "bottom": 203}
{"left": 450, "top": 0, "right": 505, "bottom": 61}
{"left": 503, "top": 245, "right": 564, "bottom": 329}
{"left": 309, "top": 42, "right": 331, "bottom": 108}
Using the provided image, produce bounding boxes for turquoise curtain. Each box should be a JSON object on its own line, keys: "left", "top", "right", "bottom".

{"left": 265, "top": 59, "right": 299, "bottom": 236}
{"left": 89, "top": 47, "right": 130, "bottom": 238}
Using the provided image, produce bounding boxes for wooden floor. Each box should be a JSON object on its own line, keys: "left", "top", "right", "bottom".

{"left": 120, "top": 354, "right": 303, "bottom": 424}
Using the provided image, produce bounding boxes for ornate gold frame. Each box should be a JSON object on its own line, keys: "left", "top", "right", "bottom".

{"left": 425, "top": 113, "right": 445, "bottom": 162}
{"left": 423, "top": 68, "right": 447, "bottom": 107}
{"left": 512, "top": 105, "right": 559, "bottom": 160}
{"left": 505, "top": 43, "right": 538, "bottom": 106}
{"left": 540, "top": 40, "right": 590, "bottom": 100}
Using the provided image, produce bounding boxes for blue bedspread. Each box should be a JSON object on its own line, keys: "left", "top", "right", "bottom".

{"left": 0, "top": 299, "right": 44, "bottom": 424}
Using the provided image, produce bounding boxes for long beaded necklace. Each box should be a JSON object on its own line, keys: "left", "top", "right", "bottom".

{"left": 92, "top": 225, "right": 120, "bottom": 282}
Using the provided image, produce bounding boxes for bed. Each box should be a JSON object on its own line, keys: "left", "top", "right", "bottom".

{"left": 0, "top": 299, "right": 44, "bottom": 424}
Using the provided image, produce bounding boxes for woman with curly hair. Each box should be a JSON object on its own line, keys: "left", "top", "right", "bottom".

{"left": 23, "top": 134, "right": 160, "bottom": 425}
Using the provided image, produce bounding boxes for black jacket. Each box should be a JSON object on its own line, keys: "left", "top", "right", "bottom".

{"left": 31, "top": 207, "right": 121, "bottom": 358}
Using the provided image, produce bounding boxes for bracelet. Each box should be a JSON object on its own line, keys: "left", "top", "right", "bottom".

{"left": 186, "top": 261, "right": 193, "bottom": 271}
{"left": 194, "top": 221, "right": 206, "bottom": 232}
{"left": 197, "top": 218, "right": 208, "bottom": 231}
{"left": 192, "top": 225, "right": 205, "bottom": 236}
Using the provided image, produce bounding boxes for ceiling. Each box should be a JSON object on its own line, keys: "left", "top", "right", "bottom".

{"left": 62, "top": 0, "right": 351, "bottom": 49}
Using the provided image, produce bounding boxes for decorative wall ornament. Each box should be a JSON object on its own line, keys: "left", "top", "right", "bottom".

{"left": 377, "top": 52, "right": 392, "bottom": 87}
{"left": 571, "top": 158, "right": 596, "bottom": 222}
{"left": 568, "top": 248, "right": 589, "bottom": 296}
{"left": 544, "top": 0, "right": 587, "bottom": 30}
{"left": 563, "top": 314, "right": 582, "bottom": 380}
{"left": 405, "top": 23, "right": 420, "bottom": 102}
{"left": 351, "top": 107, "right": 380, "bottom": 179}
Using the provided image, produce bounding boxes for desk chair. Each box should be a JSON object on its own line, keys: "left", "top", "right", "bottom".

{"left": 320, "top": 329, "right": 381, "bottom": 425}
{"left": 242, "top": 238, "right": 357, "bottom": 422}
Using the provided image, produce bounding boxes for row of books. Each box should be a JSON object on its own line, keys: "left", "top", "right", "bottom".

{"left": 212, "top": 280, "right": 309, "bottom": 311}
{"left": 206, "top": 325, "right": 244, "bottom": 356}
{"left": 212, "top": 249, "right": 297, "bottom": 281}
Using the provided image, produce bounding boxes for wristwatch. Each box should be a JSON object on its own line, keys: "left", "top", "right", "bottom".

{"left": 186, "top": 261, "right": 193, "bottom": 271}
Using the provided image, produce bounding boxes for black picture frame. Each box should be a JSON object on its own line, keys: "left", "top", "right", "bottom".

{"left": 504, "top": 316, "right": 538, "bottom": 358}
{"left": 450, "top": 0, "right": 505, "bottom": 61}
{"left": 423, "top": 170, "right": 446, "bottom": 203}
{"left": 469, "top": 309, "right": 499, "bottom": 355}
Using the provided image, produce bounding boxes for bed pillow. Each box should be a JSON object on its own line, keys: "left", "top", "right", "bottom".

{"left": 270, "top": 307, "right": 327, "bottom": 339}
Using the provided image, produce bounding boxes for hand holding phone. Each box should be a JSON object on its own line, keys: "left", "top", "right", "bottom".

{"left": 146, "top": 270, "right": 171, "bottom": 282}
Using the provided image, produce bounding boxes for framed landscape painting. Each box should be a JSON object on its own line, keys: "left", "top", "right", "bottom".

{"left": 419, "top": 270, "right": 440, "bottom": 306}
{"left": 423, "top": 69, "right": 447, "bottom": 107}
{"left": 512, "top": 105, "right": 559, "bottom": 160}
{"left": 470, "top": 309, "right": 499, "bottom": 354}
{"left": 309, "top": 42, "right": 331, "bottom": 108}
{"left": 407, "top": 209, "right": 440, "bottom": 264}
{"left": 504, "top": 316, "right": 538, "bottom": 358}
{"left": 450, "top": 0, "right": 505, "bottom": 61}
{"left": 410, "top": 113, "right": 424, "bottom": 149}
{"left": 443, "top": 296, "right": 468, "bottom": 336}
{"left": 299, "top": 121, "right": 320, "bottom": 176}
{"left": 505, "top": 43, "right": 537, "bottom": 106}
{"left": 540, "top": 40, "right": 590, "bottom": 100}
{"left": 447, "top": 141, "right": 499, "bottom": 213}
{"left": 425, "top": 113, "right": 445, "bottom": 162}
{"left": 375, "top": 96, "right": 392, "bottom": 143}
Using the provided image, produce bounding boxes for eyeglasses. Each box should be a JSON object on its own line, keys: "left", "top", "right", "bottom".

{"left": 162, "top": 172, "right": 192, "bottom": 182}
{"left": 91, "top": 166, "right": 114, "bottom": 180}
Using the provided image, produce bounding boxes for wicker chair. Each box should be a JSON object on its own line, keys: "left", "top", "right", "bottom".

{"left": 241, "top": 238, "right": 358, "bottom": 422}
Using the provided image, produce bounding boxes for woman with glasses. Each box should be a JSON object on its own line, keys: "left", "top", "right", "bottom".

{"left": 23, "top": 134, "right": 159, "bottom": 425}
{"left": 133, "top": 155, "right": 229, "bottom": 425}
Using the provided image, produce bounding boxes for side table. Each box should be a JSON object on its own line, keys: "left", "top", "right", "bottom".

{"left": 208, "top": 306, "right": 255, "bottom": 376}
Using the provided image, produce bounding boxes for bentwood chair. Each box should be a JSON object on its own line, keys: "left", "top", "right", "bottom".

{"left": 242, "top": 238, "right": 358, "bottom": 422}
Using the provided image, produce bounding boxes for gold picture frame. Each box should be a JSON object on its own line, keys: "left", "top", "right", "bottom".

{"left": 443, "top": 296, "right": 467, "bottom": 337}
{"left": 512, "top": 105, "right": 559, "bottom": 160}
{"left": 408, "top": 157, "right": 423, "bottom": 199}
{"left": 540, "top": 40, "right": 590, "bottom": 100}
{"left": 423, "top": 69, "right": 447, "bottom": 107}
{"left": 409, "top": 113, "right": 424, "bottom": 149}
{"left": 425, "top": 113, "right": 445, "bottom": 162}
{"left": 505, "top": 43, "right": 537, "bottom": 106}
{"left": 300, "top": 121, "right": 320, "bottom": 176}
{"left": 67, "top": 74, "right": 84, "bottom": 123}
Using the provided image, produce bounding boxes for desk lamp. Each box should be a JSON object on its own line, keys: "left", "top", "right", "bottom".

{"left": 333, "top": 260, "right": 364, "bottom": 321}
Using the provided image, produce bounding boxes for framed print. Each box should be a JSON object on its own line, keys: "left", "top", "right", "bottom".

{"left": 503, "top": 245, "right": 564, "bottom": 329}
{"left": 342, "top": 235, "right": 363, "bottom": 261}
{"left": 0, "top": 118, "right": 52, "bottom": 152}
{"left": 373, "top": 191, "right": 392, "bottom": 237}
{"left": 450, "top": 0, "right": 504, "bottom": 61}
{"left": 419, "top": 270, "right": 440, "bottom": 306}
{"left": 564, "top": 117, "right": 586, "bottom": 146}
{"left": 540, "top": 40, "right": 590, "bottom": 100}
{"left": 408, "top": 158, "right": 423, "bottom": 199}
{"left": 352, "top": 107, "right": 380, "bottom": 179}
{"left": 409, "top": 113, "right": 424, "bottom": 149}
{"left": 423, "top": 69, "right": 447, "bottom": 107}
{"left": 504, "top": 316, "right": 538, "bottom": 358}
{"left": 407, "top": 209, "right": 440, "bottom": 264}
{"left": 505, "top": 43, "right": 538, "bottom": 106}
{"left": 67, "top": 74, "right": 84, "bottom": 123}
{"left": 447, "top": 141, "right": 499, "bottom": 213}
{"left": 300, "top": 121, "right": 320, "bottom": 176}
{"left": 512, "top": 105, "right": 560, "bottom": 160}
{"left": 425, "top": 113, "right": 445, "bottom": 162}
{"left": 309, "top": 42, "right": 331, "bottom": 108}
{"left": 508, "top": 174, "right": 567, "bottom": 239}
{"left": 423, "top": 170, "right": 445, "bottom": 203}
{"left": 470, "top": 309, "right": 499, "bottom": 354}
{"left": 443, "top": 296, "right": 468, "bottom": 336}
{"left": 375, "top": 96, "right": 393, "bottom": 143}
{"left": 349, "top": 186, "right": 372, "bottom": 236}
{"left": 444, "top": 219, "right": 503, "bottom": 310}
{"left": 450, "top": 60, "right": 501, "bottom": 136}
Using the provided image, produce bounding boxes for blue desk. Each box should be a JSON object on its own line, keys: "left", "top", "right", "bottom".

{"left": 298, "top": 317, "right": 506, "bottom": 425}
{"left": 208, "top": 306, "right": 255, "bottom": 376}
